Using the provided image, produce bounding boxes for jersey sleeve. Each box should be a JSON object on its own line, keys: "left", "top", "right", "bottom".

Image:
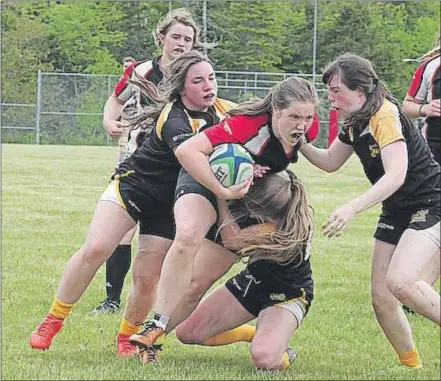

{"left": 370, "top": 102, "right": 404, "bottom": 148}
{"left": 113, "top": 63, "right": 137, "bottom": 103}
{"left": 160, "top": 118, "right": 193, "bottom": 151}
{"left": 371, "top": 117, "right": 404, "bottom": 148}
{"left": 338, "top": 129, "right": 352, "bottom": 145}
{"left": 203, "top": 114, "right": 268, "bottom": 147}
{"left": 407, "top": 62, "right": 428, "bottom": 102}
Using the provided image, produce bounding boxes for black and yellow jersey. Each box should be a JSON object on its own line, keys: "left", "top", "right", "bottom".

{"left": 114, "top": 97, "right": 236, "bottom": 206}
{"left": 338, "top": 99, "right": 440, "bottom": 211}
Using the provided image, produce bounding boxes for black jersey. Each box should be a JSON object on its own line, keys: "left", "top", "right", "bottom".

{"left": 338, "top": 99, "right": 440, "bottom": 212}
{"left": 114, "top": 98, "right": 236, "bottom": 206}
{"left": 248, "top": 257, "right": 313, "bottom": 292}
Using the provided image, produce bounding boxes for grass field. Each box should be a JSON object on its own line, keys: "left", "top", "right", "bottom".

{"left": 1, "top": 144, "right": 440, "bottom": 380}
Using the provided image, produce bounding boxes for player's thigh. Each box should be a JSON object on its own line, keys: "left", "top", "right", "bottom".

{"left": 191, "top": 240, "right": 237, "bottom": 290}
{"left": 85, "top": 200, "right": 136, "bottom": 254}
{"left": 174, "top": 168, "right": 217, "bottom": 238}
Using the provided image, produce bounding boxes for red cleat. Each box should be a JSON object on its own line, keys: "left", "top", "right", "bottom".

{"left": 116, "top": 333, "right": 138, "bottom": 358}
{"left": 30, "top": 314, "right": 64, "bottom": 350}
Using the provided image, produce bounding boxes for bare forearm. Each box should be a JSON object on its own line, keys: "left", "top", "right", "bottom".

{"left": 402, "top": 100, "right": 424, "bottom": 120}
{"left": 300, "top": 144, "right": 336, "bottom": 172}
{"left": 349, "top": 172, "right": 405, "bottom": 214}
{"left": 177, "top": 150, "right": 226, "bottom": 197}
{"left": 103, "top": 96, "right": 123, "bottom": 122}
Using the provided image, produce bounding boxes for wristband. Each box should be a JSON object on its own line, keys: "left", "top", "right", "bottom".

{"left": 418, "top": 104, "right": 426, "bottom": 117}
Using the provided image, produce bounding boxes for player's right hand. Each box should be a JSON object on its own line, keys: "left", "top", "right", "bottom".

{"left": 103, "top": 119, "right": 129, "bottom": 138}
{"left": 219, "top": 177, "right": 252, "bottom": 200}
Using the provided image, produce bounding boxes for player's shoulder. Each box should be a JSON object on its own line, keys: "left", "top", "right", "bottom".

{"left": 370, "top": 99, "right": 399, "bottom": 124}
{"left": 132, "top": 59, "right": 155, "bottom": 76}
{"left": 228, "top": 113, "right": 269, "bottom": 126}
{"left": 213, "top": 98, "right": 237, "bottom": 112}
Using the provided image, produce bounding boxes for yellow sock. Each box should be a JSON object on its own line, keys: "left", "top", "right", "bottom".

{"left": 203, "top": 324, "right": 256, "bottom": 346}
{"left": 119, "top": 319, "right": 140, "bottom": 336}
{"left": 398, "top": 348, "right": 422, "bottom": 368}
{"left": 281, "top": 351, "right": 290, "bottom": 369}
{"left": 49, "top": 298, "right": 73, "bottom": 319}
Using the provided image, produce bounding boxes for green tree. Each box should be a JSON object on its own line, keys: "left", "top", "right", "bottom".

{"left": 209, "top": 1, "right": 293, "bottom": 71}
{"left": 40, "top": 1, "right": 126, "bottom": 74}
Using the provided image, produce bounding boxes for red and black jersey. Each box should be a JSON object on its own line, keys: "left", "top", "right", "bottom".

{"left": 114, "top": 56, "right": 163, "bottom": 106}
{"left": 407, "top": 54, "right": 440, "bottom": 146}
{"left": 203, "top": 113, "right": 316, "bottom": 172}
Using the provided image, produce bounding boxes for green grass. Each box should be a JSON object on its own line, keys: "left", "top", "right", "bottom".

{"left": 2, "top": 144, "right": 440, "bottom": 380}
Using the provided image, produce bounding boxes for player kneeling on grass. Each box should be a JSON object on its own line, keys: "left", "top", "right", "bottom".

{"left": 175, "top": 170, "right": 314, "bottom": 371}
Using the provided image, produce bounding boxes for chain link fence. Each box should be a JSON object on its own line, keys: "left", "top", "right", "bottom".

{"left": 1, "top": 70, "right": 332, "bottom": 147}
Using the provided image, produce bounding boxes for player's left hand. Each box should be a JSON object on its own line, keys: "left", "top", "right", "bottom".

{"left": 322, "top": 203, "right": 356, "bottom": 238}
{"left": 253, "top": 164, "right": 270, "bottom": 179}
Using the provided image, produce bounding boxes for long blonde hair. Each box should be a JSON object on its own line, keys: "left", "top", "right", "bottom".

{"left": 227, "top": 76, "right": 318, "bottom": 117}
{"left": 232, "top": 170, "right": 314, "bottom": 264}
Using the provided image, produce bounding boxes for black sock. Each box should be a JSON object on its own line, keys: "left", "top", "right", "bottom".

{"left": 105, "top": 244, "right": 131, "bottom": 301}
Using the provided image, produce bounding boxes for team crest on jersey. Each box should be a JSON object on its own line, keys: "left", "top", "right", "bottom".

{"left": 269, "top": 293, "right": 286, "bottom": 301}
{"left": 369, "top": 143, "right": 380, "bottom": 158}
{"left": 410, "top": 209, "right": 428, "bottom": 224}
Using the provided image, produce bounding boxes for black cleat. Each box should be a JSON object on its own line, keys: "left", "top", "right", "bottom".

{"left": 286, "top": 347, "right": 297, "bottom": 366}
{"left": 91, "top": 298, "right": 121, "bottom": 314}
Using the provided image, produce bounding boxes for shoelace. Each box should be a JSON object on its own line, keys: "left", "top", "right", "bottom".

{"left": 36, "top": 317, "right": 59, "bottom": 336}
{"left": 139, "top": 344, "right": 163, "bottom": 364}
{"left": 137, "top": 321, "right": 160, "bottom": 336}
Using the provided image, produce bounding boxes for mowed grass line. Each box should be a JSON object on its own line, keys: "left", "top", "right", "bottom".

{"left": 1, "top": 144, "right": 439, "bottom": 380}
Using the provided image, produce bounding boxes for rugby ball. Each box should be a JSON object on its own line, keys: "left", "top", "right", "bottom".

{"left": 209, "top": 143, "right": 254, "bottom": 188}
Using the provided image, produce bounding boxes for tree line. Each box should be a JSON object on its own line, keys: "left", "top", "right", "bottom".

{"left": 1, "top": 0, "right": 439, "bottom": 145}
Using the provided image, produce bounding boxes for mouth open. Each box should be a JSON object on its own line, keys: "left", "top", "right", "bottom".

{"left": 203, "top": 93, "right": 215, "bottom": 100}
{"left": 291, "top": 132, "right": 303, "bottom": 139}
{"left": 174, "top": 48, "right": 184, "bottom": 53}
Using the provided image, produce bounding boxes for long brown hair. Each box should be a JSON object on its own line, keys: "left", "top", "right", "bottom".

{"left": 231, "top": 170, "right": 314, "bottom": 264}
{"left": 123, "top": 51, "right": 213, "bottom": 132}
{"left": 322, "top": 53, "right": 402, "bottom": 131}
{"left": 227, "top": 76, "right": 318, "bottom": 117}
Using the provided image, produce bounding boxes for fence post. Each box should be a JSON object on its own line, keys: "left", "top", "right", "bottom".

{"left": 312, "top": 0, "right": 318, "bottom": 85}
{"left": 35, "top": 70, "right": 42, "bottom": 145}
{"left": 106, "top": 75, "right": 112, "bottom": 146}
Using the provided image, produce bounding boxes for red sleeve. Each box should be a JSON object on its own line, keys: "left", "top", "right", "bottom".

{"left": 305, "top": 114, "right": 320, "bottom": 142}
{"left": 203, "top": 114, "right": 269, "bottom": 146}
{"left": 407, "top": 62, "right": 426, "bottom": 97}
{"left": 113, "top": 62, "right": 136, "bottom": 97}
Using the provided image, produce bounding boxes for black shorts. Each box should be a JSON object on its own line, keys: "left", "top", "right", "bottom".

{"left": 374, "top": 203, "right": 441, "bottom": 245}
{"left": 174, "top": 168, "right": 217, "bottom": 212}
{"left": 225, "top": 266, "right": 314, "bottom": 319}
{"left": 117, "top": 181, "right": 175, "bottom": 239}
{"left": 428, "top": 141, "right": 440, "bottom": 165}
